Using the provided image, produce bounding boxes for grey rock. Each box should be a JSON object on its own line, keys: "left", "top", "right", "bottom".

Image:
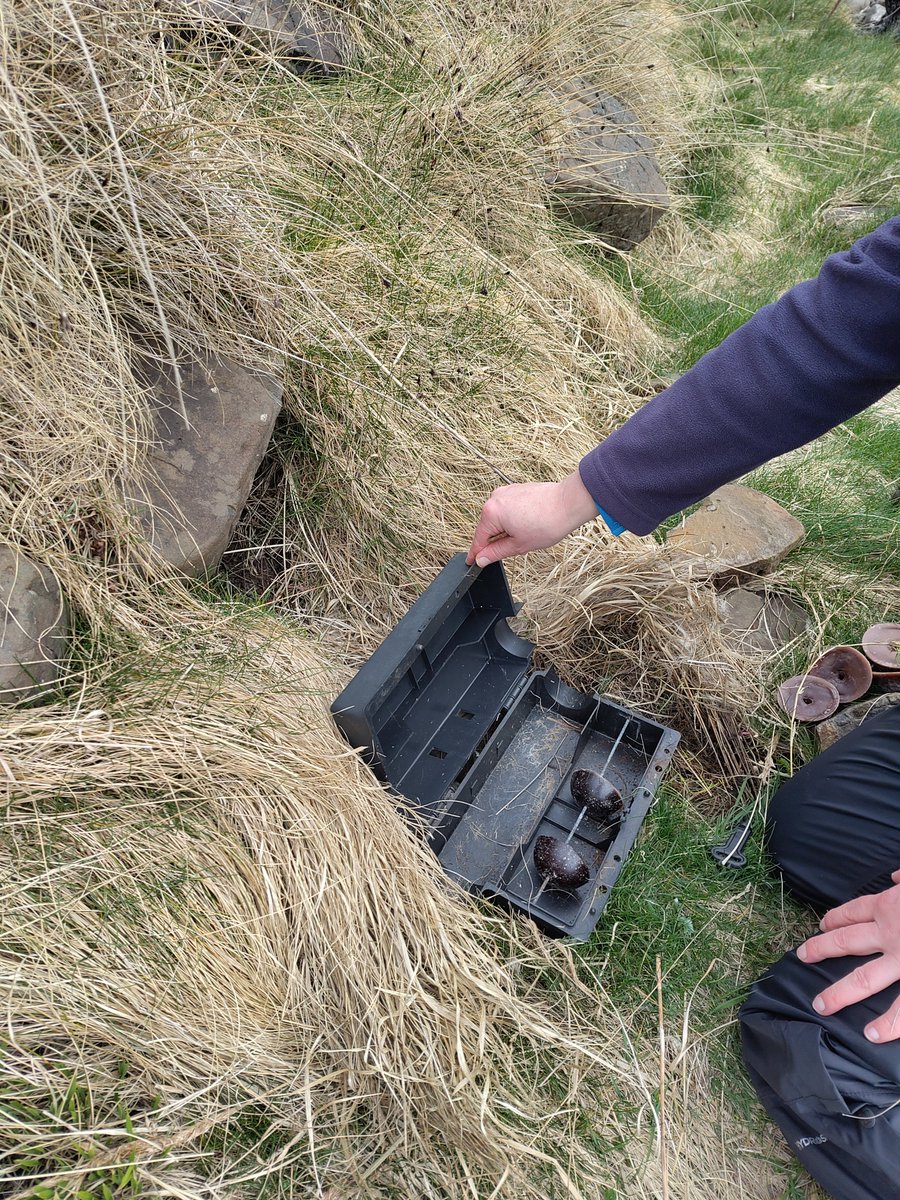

{"left": 545, "top": 81, "right": 670, "bottom": 250}
{"left": 188, "top": 0, "right": 349, "bottom": 74}
{"left": 665, "top": 484, "right": 806, "bottom": 581}
{"left": 816, "top": 693, "right": 900, "bottom": 751}
{"left": 128, "top": 352, "right": 282, "bottom": 578}
{"left": 0, "top": 548, "right": 69, "bottom": 704}
{"left": 716, "top": 587, "right": 809, "bottom": 654}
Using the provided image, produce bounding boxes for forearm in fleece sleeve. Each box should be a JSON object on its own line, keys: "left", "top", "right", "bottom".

{"left": 578, "top": 217, "right": 900, "bottom": 536}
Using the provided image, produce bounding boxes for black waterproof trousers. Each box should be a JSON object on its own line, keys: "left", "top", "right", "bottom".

{"left": 740, "top": 704, "right": 900, "bottom": 1200}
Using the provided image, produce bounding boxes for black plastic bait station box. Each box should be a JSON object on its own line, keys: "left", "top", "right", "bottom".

{"left": 331, "top": 554, "right": 679, "bottom": 941}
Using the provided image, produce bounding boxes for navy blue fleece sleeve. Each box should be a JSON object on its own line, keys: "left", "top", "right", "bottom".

{"left": 579, "top": 217, "right": 900, "bottom": 535}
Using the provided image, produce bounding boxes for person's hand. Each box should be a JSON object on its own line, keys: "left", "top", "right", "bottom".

{"left": 797, "top": 870, "right": 900, "bottom": 1042}
{"left": 466, "top": 470, "right": 602, "bottom": 568}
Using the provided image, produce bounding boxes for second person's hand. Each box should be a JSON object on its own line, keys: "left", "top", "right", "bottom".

{"left": 466, "top": 470, "right": 601, "bottom": 568}
{"left": 798, "top": 870, "right": 900, "bottom": 1042}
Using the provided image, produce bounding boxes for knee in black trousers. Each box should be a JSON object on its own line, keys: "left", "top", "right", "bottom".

{"left": 765, "top": 704, "right": 900, "bottom": 911}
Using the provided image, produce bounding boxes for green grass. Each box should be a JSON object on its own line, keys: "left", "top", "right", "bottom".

{"left": 578, "top": 778, "right": 812, "bottom": 1095}
{"left": 0, "top": 1060, "right": 147, "bottom": 1200}
{"left": 750, "top": 414, "right": 900, "bottom": 593}
{"left": 610, "top": 0, "right": 899, "bottom": 362}
{"left": 583, "top": 786, "right": 782, "bottom": 1014}
{"left": 692, "top": 0, "right": 899, "bottom": 226}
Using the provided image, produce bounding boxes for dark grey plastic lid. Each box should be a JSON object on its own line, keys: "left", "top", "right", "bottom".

{"left": 331, "top": 553, "right": 533, "bottom": 811}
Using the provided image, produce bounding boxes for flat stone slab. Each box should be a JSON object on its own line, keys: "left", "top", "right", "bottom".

{"left": 821, "top": 204, "right": 894, "bottom": 230}
{"left": 666, "top": 484, "right": 806, "bottom": 580}
{"left": 188, "top": 0, "right": 349, "bottom": 74}
{"left": 716, "top": 587, "right": 809, "bottom": 654}
{"left": 817, "top": 693, "right": 900, "bottom": 751}
{"left": 545, "top": 81, "right": 670, "bottom": 250}
{"left": 128, "top": 352, "right": 281, "bottom": 578}
{"left": 0, "top": 548, "right": 68, "bottom": 704}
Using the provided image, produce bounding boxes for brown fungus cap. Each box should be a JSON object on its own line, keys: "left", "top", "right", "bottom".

{"left": 862, "top": 623, "right": 900, "bottom": 670}
{"left": 808, "top": 646, "right": 873, "bottom": 703}
{"left": 778, "top": 675, "right": 841, "bottom": 722}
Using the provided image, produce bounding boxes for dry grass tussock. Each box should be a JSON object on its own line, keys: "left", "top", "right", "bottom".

{"left": 0, "top": 611, "right": 763, "bottom": 1198}
{"left": 0, "top": 0, "right": 763, "bottom": 762}
{"left": 518, "top": 534, "right": 777, "bottom": 783}
{"left": 1, "top": 0, "right": 794, "bottom": 1194}
{"left": 2, "top": 617, "right": 627, "bottom": 1197}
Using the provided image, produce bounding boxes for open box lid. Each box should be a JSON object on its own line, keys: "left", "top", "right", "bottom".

{"left": 331, "top": 554, "right": 535, "bottom": 810}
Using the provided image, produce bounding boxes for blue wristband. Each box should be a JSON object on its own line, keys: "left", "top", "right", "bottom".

{"left": 595, "top": 502, "right": 625, "bottom": 537}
